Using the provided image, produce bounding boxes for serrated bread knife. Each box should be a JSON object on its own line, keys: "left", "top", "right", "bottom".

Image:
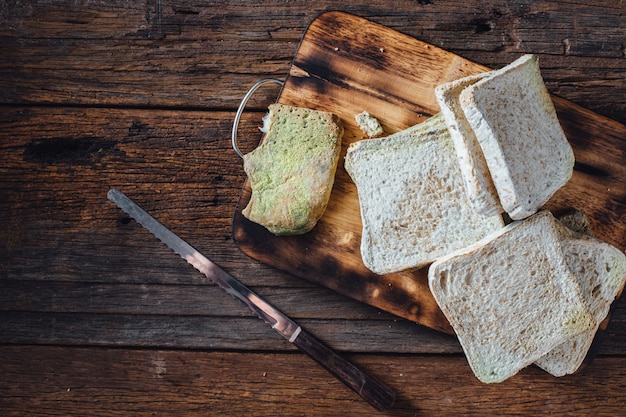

{"left": 107, "top": 189, "right": 395, "bottom": 411}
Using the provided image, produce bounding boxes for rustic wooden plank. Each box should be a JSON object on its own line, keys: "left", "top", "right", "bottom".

{"left": 0, "top": 281, "right": 623, "bottom": 353}
{"left": 232, "top": 11, "right": 626, "bottom": 334}
{"left": 1, "top": 307, "right": 623, "bottom": 355}
{"left": 1, "top": 2, "right": 625, "bottom": 415}
{"left": 0, "top": 280, "right": 391, "bottom": 319}
{"left": 1, "top": 346, "right": 625, "bottom": 416}
{"left": 0, "top": 277, "right": 611, "bottom": 326}
{"left": 0, "top": 0, "right": 299, "bottom": 108}
{"left": 0, "top": 106, "right": 274, "bottom": 284}
{"left": 0, "top": 1, "right": 623, "bottom": 123}
{"left": 0, "top": 311, "right": 460, "bottom": 353}
{"left": 0, "top": 104, "right": 464, "bottom": 354}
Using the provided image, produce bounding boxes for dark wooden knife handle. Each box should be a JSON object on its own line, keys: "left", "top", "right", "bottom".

{"left": 291, "top": 328, "right": 396, "bottom": 411}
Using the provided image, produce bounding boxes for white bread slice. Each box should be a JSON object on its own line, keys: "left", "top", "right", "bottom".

{"left": 534, "top": 214, "right": 626, "bottom": 376}
{"left": 435, "top": 72, "right": 503, "bottom": 216}
{"left": 428, "top": 211, "right": 596, "bottom": 383}
{"left": 459, "top": 54, "right": 574, "bottom": 220}
{"left": 344, "top": 114, "right": 504, "bottom": 275}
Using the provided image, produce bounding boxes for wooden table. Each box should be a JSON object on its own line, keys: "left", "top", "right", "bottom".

{"left": 1, "top": 1, "right": 625, "bottom": 415}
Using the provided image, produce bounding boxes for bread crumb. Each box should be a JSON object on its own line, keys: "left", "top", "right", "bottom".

{"left": 355, "top": 111, "right": 383, "bottom": 138}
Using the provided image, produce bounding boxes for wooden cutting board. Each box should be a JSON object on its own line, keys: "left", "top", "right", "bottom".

{"left": 232, "top": 11, "right": 626, "bottom": 335}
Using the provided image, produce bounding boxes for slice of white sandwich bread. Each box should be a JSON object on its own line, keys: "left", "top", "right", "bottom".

{"left": 436, "top": 54, "right": 575, "bottom": 220}
{"left": 428, "top": 210, "right": 626, "bottom": 383}
{"left": 534, "top": 212, "right": 626, "bottom": 376}
{"left": 435, "top": 72, "right": 503, "bottom": 216}
{"left": 344, "top": 113, "right": 504, "bottom": 275}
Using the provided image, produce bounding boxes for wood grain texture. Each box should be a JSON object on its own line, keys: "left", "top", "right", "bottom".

{"left": 232, "top": 11, "right": 626, "bottom": 333}
{"left": 0, "top": 1, "right": 624, "bottom": 123}
{"left": 0, "top": 105, "right": 460, "bottom": 354}
{"left": 1, "top": 346, "right": 626, "bottom": 417}
{"left": 1, "top": 1, "right": 625, "bottom": 415}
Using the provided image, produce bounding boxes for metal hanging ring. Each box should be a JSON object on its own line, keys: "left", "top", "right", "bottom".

{"left": 232, "top": 78, "right": 284, "bottom": 159}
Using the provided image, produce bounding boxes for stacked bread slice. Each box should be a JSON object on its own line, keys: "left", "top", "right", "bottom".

{"left": 346, "top": 54, "right": 626, "bottom": 382}
{"left": 433, "top": 72, "right": 501, "bottom": 216}
{"left": 429, "top": 210, "right": 626, "bottom": 383}
{"left": 436, "top": 54, "right": 575, "bottom": 220}
{"left": 428, "top": 55, "right": 625, "bottom": 381}
{"left": 534, "top": 211, "right": 626, "bottom": 377}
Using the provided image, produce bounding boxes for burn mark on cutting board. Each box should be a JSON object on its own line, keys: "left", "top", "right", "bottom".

{"left": 23, "top": 136, "right": 124, "bottom": 165}
{"left": 574, "top": 161, "right": 609, "bottom": 178}
{"left": 295, "top": 12, "right": 393, "bottom": 76}
{"left": 296, "top": 39, "right": 392, "bottom": 77}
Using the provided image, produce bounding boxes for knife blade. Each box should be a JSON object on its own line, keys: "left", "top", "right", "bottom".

{"left": 107, "top": 188, "right": 395, "bottom": 411}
